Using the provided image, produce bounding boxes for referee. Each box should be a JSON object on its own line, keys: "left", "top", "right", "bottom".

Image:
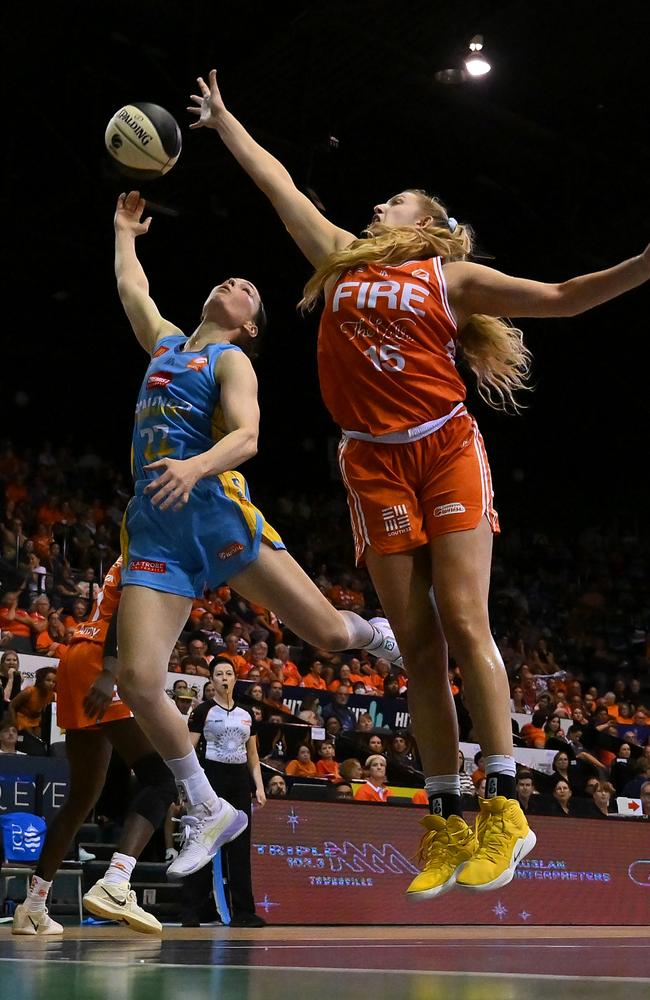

{"left": 180, "top": 658, "right": 266, "bottom": 927}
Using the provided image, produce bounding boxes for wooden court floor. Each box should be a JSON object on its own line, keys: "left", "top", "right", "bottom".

{"left": 1, "top": 924, "right": 649, "bottom": 999}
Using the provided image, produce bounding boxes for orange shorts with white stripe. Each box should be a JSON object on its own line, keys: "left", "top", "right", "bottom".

{"left": 55, "top": 642, "right": 132, "bottom": 731}
{"left": 337, "top": 412, "right": 499, "bottom": 565}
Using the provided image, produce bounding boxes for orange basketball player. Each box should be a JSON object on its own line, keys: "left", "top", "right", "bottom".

{"left": 12, "top": 557, "right": 177, "bottom": 937}
{"left": 189, "top": 67, "right": 650, "bottom": 899}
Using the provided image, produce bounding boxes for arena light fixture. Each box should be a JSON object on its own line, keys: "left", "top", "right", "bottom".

{"left": 464, "top": 35, "right": 491, "bottom": 77}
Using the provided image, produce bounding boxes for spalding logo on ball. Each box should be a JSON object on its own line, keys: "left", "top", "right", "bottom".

{"left": 105, "top": 103, "right": 181, "bottom": 180}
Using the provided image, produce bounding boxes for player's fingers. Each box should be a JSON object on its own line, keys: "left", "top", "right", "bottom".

{"left": 189, "top": 95, "right": 203, "bottom": 105}
{"left": 197, "top": 76, "right": 209, "bottom": 94}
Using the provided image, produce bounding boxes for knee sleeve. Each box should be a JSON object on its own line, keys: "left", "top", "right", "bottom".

{"left": 130, "top": 753, "right": 177, "bottom": 830}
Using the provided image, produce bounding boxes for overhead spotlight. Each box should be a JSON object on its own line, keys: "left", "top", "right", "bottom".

{"left": 464, "top": 35, "right": 491, "bottom": 77}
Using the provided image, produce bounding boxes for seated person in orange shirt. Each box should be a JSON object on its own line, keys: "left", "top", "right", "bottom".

{"left": 300, "top": 657, "right": 327, "bottom": 690}
{"left": 328, "top": 663, "right": 355, "bottom": 692}
{"left": 248, "top": 601, "right": 283, "bottom": 648}
{"left": 0, "top": 591, "right": 48, "bottom": 653}
{"left": 63, "top": 597, "right": 90, "bottom": 631}
{"left": 264, "top": 679, "right": 293, "bottom": 716}
{"left": 8, "top": 666, "right": 57, "bottom": 739}
{"left": 35, "top": 611, "right": 68, "bottom": 658}
{"left": 245, "top": 640, "right": 279, "bottom": 683}
{"left": 271, "top": 643, "right": 301, "bottom": 686}
{"left": 354, "top": 755, "right": 391, "bottom": 803}
{"left": 188, "top": 587, "right": 227, "bottom": 627}
{"left": 285, "top": 743, "right": 318, "bottom": 779}
{"left": 219, "top": 633, "right": 251, "bottom": 678}
{"left": 520, "top": 710, "right": 549, "bottom": 749}
{"left": 315, "top": 740, "right": 341, "bottom": 782}
{"left": 326, "top": 573, "right": 365, "bottom": 613}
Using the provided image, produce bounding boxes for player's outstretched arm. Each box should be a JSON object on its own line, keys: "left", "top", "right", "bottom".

{"left": 187, "top": 69, "right": 354, "bottom": 268}
{"left": 114, "top": 191, "right": 181, "bottom": 353}
{"left": 444, "top": 248, "right": 650, "bottom": 327}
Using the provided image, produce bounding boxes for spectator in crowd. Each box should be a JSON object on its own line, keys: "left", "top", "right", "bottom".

{"left": 316, "top": 740, "right": 341, "bottom": 782}
{"left": 273, "top": 643, "right": 302, "bottom": 686}
{"left": 248, "top": 683, "right": 264, "bottom": 703}
{"left": 583, "top": 780, "right": 616, "bottom": 819}
{"left": 202, "top": 681, "right": 216, "bottom": 701}
{"left": 0, "top": 650, "right": 22, "bottom": 714}
{"left": 0, "top": 719, "right": 26, "bottom": 755}
{"left": 334, "top": 783, "right": 354, "bottom": 800}
{"left": 297, "top": 695, "right": 322, "bottom": 726}
{"left": 219, "top": 633, "right": 251, "bottom": 678}
{"left": 194, "top": 612, "right": 226, "bottom": 655}
{"left": 551, "top": 751, "right": 581, "bottom": 792}
{"left": 382, "top": 676, "right": 401, "bottom": 700}
{"left": 621, "top": 759, "right": 650, "bottom": 800}
{"left": 7, "top": 665, "right": 57, "bottom": 747}
{"left": 300, "top": 657, "right": 327, "bottom": 690}
{"left": 35, "top": 610, "right": 68, "bottom": 658}
{"left": 63, "top": 598, "right": 90, "bottom": 631}
{"left": 355, "top": 713, "right": 374, "bottom": 734}
{"left": 544, "top": 715, "right": 568, "bottom": 745}
{"left": 520, "top": 710, "right": 548, "bottom": 749}
{"left": 366, "top": 733, "right": 387, "bottom": 756}
{"left": 174, "top": 688, "right": 195, "bottom": 718}
{"left": 510, "top": 685, "right": 531, "bottom": 714}
{"left": 339, "top": 758, "right": 363, "bottom": 783}
{"left": 322, "top": 685, "right": 357, "bottom": 733}
{"left": 471, "top": 751, "right": 485, "bottom": 787}
{"left": 265, "top": 773, "right": 287, "bottom": 798}
{"left": 180, "top": 655, "right": 211, "bottom": 678}
{"left": 354, "top": 755, "right": 390, "bottom": 803}
{"left": 325, "top": 717, "right": 342, "bottom": 739}
{"left": 386, "top": 733, "right": 417, "bottom": 769}
{"left": 515, "top": 770, "right": 537, "bottom": 814}
{"left": 550, "top": 778, "right": 574, "bottom": 817}
{"left": 246, "top": 640, "right": 277, "bottom": 682}
{"left": 0, "top": 591, "right": 47, "bottom": 653}
{"left": 76, "top": 566, "right": 100, "bottom": 603}
{"left": 285, "top": 744, "right": 318, "bottom": 778}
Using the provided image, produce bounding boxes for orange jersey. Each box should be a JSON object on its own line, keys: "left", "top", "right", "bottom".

{"left": 56, "top": 641, "right": 132, "bottom": 731}
{"left": 70, "top": 557, "right": 122, "bottom": 647}
{"left": 354, "top": 782, "right": 390, "bottom": 803}
{"left": 318, "top": 257, "right": 465, "bottom": 435}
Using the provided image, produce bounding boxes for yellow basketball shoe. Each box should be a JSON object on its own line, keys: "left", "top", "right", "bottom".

{"left": 406, "top": 814, "right": 477, "bottom": 901}
{"left": 456, "top": 795, "right": 536, "bottom": 892}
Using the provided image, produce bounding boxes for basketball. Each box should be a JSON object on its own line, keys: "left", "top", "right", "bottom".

{"left": 104, "top": 103, "right": 182, "bottom": 180}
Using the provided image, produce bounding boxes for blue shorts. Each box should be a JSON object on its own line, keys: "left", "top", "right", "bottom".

{"left": 120, "top": 470, "right": 285, "bottom": 599}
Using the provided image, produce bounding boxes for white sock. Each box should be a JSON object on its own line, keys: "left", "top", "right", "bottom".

{"left": 165, "top": 749, "right": 220, "bottom": 809}
{"left": 26, "top": 875, "right": 51, "bottom": 913}
{"left": 484, "top": 754, "right": 517, "bottom": 777}
{"left": 103, "top": 852, "right": 136, "bottom": 887}
{"left": 339, "top": 611, "right": 377, "bottom": 649}
{"left": 424, "top": 774, "right": 461, "bottom": 797}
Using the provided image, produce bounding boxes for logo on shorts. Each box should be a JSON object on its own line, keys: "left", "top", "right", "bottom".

{"left": 187, "top": 356, "right": 209, "bottom": 372}
{"left": 152, "top": 345, "right": 169, "bottom": 358}
{"left": 146, "top": 371, "right": 173, "bottom": 390}
{"left": 381, "top": 504, "right": 411, "bottom": 536}
{"left": 433, "top": 502, "right": 466, "bottom": 517}
{"left": 218, "top": 541, "right": 245, "bottom": 561}
{"left": 129, "top": 559, "right": 167, "bottom": 574}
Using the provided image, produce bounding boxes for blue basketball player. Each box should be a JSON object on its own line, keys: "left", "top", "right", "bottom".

{"left": 113, "top": 191, "right": 403, "bottom": 879}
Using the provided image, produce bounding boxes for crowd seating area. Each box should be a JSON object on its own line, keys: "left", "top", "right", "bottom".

{"left": 1, "top": 439, "right": 649, "bottom": 828}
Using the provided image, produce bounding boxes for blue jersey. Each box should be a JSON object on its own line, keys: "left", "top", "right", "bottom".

{"left": 131, "top": 333, "right": 239, "bottom": 483}
{"left": 121, "top": 333, "right": 285, "bottom": 598}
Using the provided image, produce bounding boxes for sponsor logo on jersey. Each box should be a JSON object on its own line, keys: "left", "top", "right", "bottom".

{"left": 433, "top": 502, "right": 466, "bottom": 517}
{"left": 381, "top": 504, "right": 411, "bottom": 536}
{"left": 187, "top": 356, "right": 209, "bottom": 372}
{"left": 129, "top": 559, "right": 167, "bottom": 574}
{"left": 218, "top": 541, "right": 246, "bottom": 561}
{"left": 412, "top": 268, "right": 430, "bottom": 281}
{"left": 146, "top": 371, "right": 173, "bottom": 390}
{"left": 152, "top": 345, "right": 170, "bottom": 358}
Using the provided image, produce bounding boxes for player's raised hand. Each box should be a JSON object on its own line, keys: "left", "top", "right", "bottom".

{"left": 114, "top": 191, "right": 152, "bottom": 236}
{"left": 187, "top": 69, "right": 226, "bottom": 130}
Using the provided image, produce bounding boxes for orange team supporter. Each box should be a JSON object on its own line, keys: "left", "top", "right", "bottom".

{"left": 280, "top": 660, "right": 302, "bottom": 687}
{"left": 316, "top": 759, "right": 341, "bottom": 782}
{"left": 301, "top": 672, "right": 327, "bottom": 691}
{"left": 248, "top": 601, "right": 283, "bottom": 645}
{"left": 13, "top": 684, "right": 56, "bottom": 733}
{"left": 285, "top": 758, "right": 318, "bottom": 779}
{"left": 354, "top": 781, "right": 390, "bottom": 803}
{"left": 520, "top": 721, "right": 546, "bottom": 749}
{"left": 0, "top": 607, "right": 33, "bottom": 639}
{"left": 411, "top": 789, "right": 428, "bottom": 806}
{"left": 327, "top": 583, "right": 365, "bottom": 610}
{"left": 55, "top": 557, "right": 132, "bottom": 731}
